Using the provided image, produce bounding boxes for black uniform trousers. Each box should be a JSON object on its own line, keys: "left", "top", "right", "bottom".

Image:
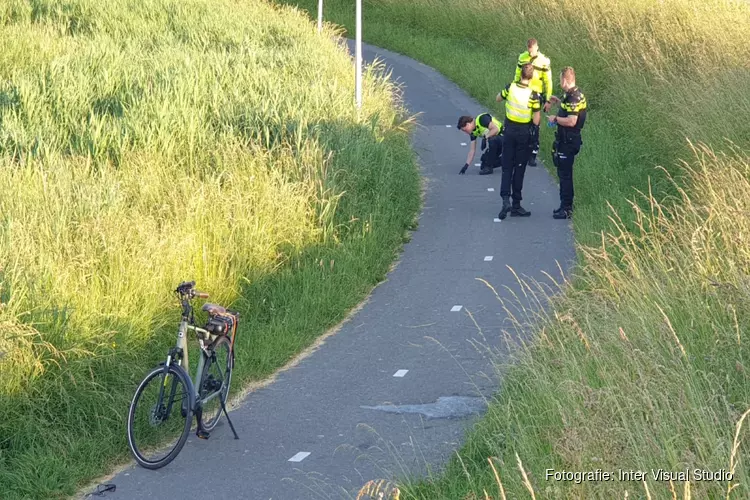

{"left": 480, "top": 134, "right": 503, "bottom": 170}
{"left": 553, "top": 132, "right": 582, "bottom": 209}
{"left": 529, "top": 123, "right": 539, "bottom": 157}
{"left": 500, "top": 121, "right": 532, "bottom": 205}
{"left": 529, "top": 97, "right": 545, "bottom": 157}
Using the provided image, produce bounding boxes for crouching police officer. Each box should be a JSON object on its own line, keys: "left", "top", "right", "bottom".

{"left": 547, "top": 66, "right": 587, "bottom": 219}
{"left": 496, "top": 63, "right": 542, "bottom": 219}
{"left": 457, "top": 113, "right": 503, "bottom": 175}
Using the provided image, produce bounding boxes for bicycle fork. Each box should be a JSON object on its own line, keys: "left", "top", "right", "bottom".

{"left": 154, "top": 319, "right": 191, "bottom": 423}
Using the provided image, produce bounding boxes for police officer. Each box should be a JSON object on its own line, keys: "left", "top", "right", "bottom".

{"left": 514, "top": 38, "right": 552, "bottom": 167}
{"left": 495, "top": 63, "right": 542, "bottom": 219}
{"left": 547, "top": 66, "right": 587, "bottom": 219}
{"left": 457, "top": 113, "right": 503, "bottom": 175}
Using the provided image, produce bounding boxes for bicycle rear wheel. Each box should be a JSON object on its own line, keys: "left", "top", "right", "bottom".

{"left": 198, "top": 335, "right": 233, "bottom": 432}
{"left": 126, "top": 364, "right": 193, "bottom": 469}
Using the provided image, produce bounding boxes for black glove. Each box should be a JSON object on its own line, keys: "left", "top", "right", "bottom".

{"left": 459, "top": 163, "right": 468, "bottom": 174}
{"left": 480, "top": 137, "right": 487, "bottom": 150}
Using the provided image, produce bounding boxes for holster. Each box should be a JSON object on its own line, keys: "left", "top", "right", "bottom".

{"left": 556, "top": 128, "right": 581, "bottom": 156}
{"left": 551, "top": 140, "right": 560, "bottom": 168}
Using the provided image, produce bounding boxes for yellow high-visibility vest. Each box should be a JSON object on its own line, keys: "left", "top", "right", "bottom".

{"left": 471, "top": 113, "right": 503, "bottom": 138}
{"left": 502, "top": 82, "right": 539, "bottom": 124}
{"left": 515, "top": 51, "right": 552, "bottom": 100}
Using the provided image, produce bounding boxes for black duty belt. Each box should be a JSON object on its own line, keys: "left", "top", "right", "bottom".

{"left": 556, "top": 126, "right": 581, "bottom": 141}
{"left": 504, "top": 118, "right": 532, "bottom": 128}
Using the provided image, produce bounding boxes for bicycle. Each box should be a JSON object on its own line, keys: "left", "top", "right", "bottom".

{"left": 126, "top": 281, "right": 240, "bottom": 470}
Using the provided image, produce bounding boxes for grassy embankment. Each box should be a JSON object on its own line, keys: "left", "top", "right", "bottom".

{"left": 282, "top": 0, "right": 750, "bottom": 498}
{"left": 0, "top": 0, "right": 420, "bottom": 498}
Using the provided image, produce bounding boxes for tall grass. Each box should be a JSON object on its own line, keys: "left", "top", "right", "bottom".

{"left": 0, "top": 0, "right": 420, "bottom": 498}
{"left": 283, "top": 0, "right": 750, "bottom": 246}
{"left": 401, "top": 144, "right": 750, "bottom": 498}
{"left": 281, "top": 0, "right": 750, "bottom": 497}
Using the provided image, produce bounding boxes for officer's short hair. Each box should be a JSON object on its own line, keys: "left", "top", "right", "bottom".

{"left": 561, "top": 66, "right": 575, "bottom": 83}
{"left": 457, "top": 115, "right": 474, "bottom": 129}
{"left": 521, "top": 63, "right": 534, "bottom": 80}
{"left": 527, "top": 38, "right": 538, "bottom": 49}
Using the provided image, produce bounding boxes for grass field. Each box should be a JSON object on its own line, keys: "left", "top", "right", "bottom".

{"left": 0, "top": 0, "right": 420, "bottom": 498}
{"left": 281, "top": 0, "right": 750, "bottom": 498}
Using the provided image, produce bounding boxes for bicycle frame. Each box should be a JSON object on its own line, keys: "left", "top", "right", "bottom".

{"left": 157, "top": 281, "right": 239, "bottom": 419}
{"left": 167, "top": 309, "right": 227, "bottom": 411}
{"left": 189, "top": 324, "right": 228, "bottom": 406}
{"left": 169, "top": 292, "right": 237, "bottom": 404}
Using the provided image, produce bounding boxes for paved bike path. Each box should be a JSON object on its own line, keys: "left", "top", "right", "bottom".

{"left": 100, "top": 41, "right": 575, "bottom": 499}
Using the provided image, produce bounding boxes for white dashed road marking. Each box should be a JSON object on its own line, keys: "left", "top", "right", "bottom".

{"left": 460, "top": 143, "right": 467, "bottom": 146}
{"left": 484, "top": 256, "right": 493, "bottom": 261}
{"left": 288, "top": 452, "right": 310, "bottom": 462}
{"left": 474, "top": 163, "right": 481, "bottom": 166}
{"left": 393, "top": 370, "right": 408, "bottom": 377}
{"left": 451, "top": 305, "right": 463, "bottom": 312}
{"left": 494, "top": 218, "right": 501, "bottom": 222}
{"left": 487, "top": 188, "right": 494, "bottom": 192}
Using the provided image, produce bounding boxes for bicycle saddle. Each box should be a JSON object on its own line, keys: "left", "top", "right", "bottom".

{"left": 201, "top": 303, "right": 227, "bottom": 315}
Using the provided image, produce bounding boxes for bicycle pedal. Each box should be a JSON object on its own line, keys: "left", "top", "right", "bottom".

{"left": 196, "top": 429, "right": 210, "bottom": 440}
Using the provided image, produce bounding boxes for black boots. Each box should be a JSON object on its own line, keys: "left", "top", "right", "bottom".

{"left": 528, "top": 153, "right": 537, "bottom": 167}
{"left": 511, "top": 204, "right": 531, "bottom": 217}
{"left": 498, "top": 197, "right": 511, "bottom": 220}
{"left": 553, "top": 205, "right": 573, "bottom": 219}
{"left": 499, "top": 197, "right": 531, "bottom": 219}
{"left": 479, "top": 150, "right": 493, "bottom": 174}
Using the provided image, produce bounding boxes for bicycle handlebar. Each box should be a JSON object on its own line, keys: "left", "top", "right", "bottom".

{"left": 175, "top": 281, "right": 208, "bottom": 299}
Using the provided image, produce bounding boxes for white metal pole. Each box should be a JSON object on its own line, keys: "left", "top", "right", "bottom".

{"left": 317, "top": 0, "right": 323, "bottom": 34}
{"left": 355, "top": 0, "right": 362, "bottom": 108}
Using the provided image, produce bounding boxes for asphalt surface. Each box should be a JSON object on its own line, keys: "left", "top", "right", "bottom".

{"left": 98, "top": 41, "right": 575, "bottom": 500}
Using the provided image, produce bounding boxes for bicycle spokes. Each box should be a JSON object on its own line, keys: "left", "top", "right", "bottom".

{"left": 129, "top": 370, "right": 190, "bottom": 464}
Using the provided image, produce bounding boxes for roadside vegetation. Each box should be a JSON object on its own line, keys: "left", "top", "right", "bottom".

{"left": 0, "top": 0, "right": 420, "bottom": 498}
{"left": 281, "top": 0, "right": 750, "bottom": 497}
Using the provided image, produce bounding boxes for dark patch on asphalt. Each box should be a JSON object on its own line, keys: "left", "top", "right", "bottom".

{"left": 361, "top": 396, "right": 487, "bottom": 419}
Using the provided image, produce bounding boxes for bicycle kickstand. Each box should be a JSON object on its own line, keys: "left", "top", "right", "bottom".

{"left": 220, "top": 396, "right": 239, "bottom": 440}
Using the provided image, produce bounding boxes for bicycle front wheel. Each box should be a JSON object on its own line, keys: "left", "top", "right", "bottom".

{"left": 126, "top": 364, "right": 193, "bottom": 469}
